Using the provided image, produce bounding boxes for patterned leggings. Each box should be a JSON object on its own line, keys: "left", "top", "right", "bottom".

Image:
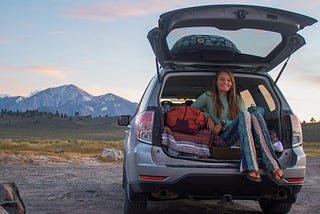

{"left": 220, "top": 110, "right": 280, "bottom": 172}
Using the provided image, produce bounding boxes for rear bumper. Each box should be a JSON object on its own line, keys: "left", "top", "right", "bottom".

{"left": 130, "top": 173, "right": 302, "bottom": 200}
{"left": 126, "top": 143, "right": 304, "bottom": 201}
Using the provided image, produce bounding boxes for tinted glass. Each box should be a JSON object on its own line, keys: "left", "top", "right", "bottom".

{"left": 137, "top": 76, "right": 157, "bottom": 114}
{"left": 166, "top": 27, "right": 282, "bottom": 57}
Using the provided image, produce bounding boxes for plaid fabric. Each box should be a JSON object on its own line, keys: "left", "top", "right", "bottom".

{"left": 162, "top": 126, "right": 211, "bottom": 156}
{"left": 171, "top": 127, "right": 212, "bottom": 147}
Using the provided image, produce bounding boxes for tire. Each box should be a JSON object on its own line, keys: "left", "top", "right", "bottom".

{"left": 124, "top": 182, "right": 147, "bottom": 214}
{"left": 259, "top": 197, "right": 293, "bottom": 214}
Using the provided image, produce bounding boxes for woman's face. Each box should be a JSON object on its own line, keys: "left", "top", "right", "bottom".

{"left": 216, "top": 71, "right": 232, "bottom": 95}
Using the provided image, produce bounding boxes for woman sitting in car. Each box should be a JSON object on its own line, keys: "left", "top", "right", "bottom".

{"left": 191, "top": 70, "right": 283, "bottom": 182}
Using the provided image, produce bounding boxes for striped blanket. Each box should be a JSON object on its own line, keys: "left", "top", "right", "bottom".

{"left": 162, "top": 126, "right": 212, "bottom": 157}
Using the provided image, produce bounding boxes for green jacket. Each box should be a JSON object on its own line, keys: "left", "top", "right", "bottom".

{"left": 191, "top": 91, "right": 246, "bottom": 128}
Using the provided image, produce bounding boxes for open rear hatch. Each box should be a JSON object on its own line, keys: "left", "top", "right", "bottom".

{"left": 148, "top": 4, "right": 317, "bottom": 72}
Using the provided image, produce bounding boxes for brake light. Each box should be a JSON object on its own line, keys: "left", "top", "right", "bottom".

{"left": 136, "top": 111, "right": 154, "bottom": 144}
{"left": 139, "top": 175, "right": 167, "bottom": 181}
{"left": 284, "top": 177, "right": 304, "bottom": 183}
{"left": 290, "top": 115, "right": 303, "bottom": 146}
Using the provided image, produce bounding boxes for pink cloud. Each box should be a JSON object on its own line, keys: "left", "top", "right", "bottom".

{"left": 0, "top": 65, "right": 71, "bottom": 79}
{"left": 28, "top": 66, "right": 69, "bottom": 79}
{"left": 66, "top": 0, "right": 186, "bottom": 22}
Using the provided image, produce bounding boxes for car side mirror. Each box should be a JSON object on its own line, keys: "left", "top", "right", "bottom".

{"left": 117, "top": 115, "right": 132, "bottom": 126}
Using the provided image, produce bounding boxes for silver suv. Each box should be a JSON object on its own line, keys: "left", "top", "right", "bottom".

{"left": 118, "top": 5, "right": 317, "bottom": 214}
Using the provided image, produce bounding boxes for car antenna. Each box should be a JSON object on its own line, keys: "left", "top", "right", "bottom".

{"left": 155, "top": 57, "right": 161, "bottom": 82}
{"left": 274, "top": 55, "right": 291, "bottom": 85}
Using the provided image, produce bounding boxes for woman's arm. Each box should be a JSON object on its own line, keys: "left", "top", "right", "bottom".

{"left": 207, "top": 116, "right": 222, "bottom": 134}
{"left": 192, "top": 92, "right": 222, "bottom": 134}
{"left": 191, "top": 92, "right": 209, "bottom": 109}
{"left": 191, "top": 92, "right": 211, "bottom": 118}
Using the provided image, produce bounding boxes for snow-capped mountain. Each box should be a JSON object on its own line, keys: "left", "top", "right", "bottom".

{"left": 0, "top": 84, "right": 137, "bottom": 117}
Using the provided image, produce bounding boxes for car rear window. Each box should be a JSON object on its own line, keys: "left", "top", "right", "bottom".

{"left": 166, "top": 27, "right": 282, "bottom": 57}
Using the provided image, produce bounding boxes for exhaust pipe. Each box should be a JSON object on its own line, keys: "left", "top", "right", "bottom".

{"left": 275, "top": 189, "right": 288, "bottom": 199}
{"left": 158, "top": 188, "right": 170, "bottom": 199}
{"left": 152, "top": 187, "right": 179, "bottom": 199}
{"left": 220, "top": 194, "right": 233, "bottom": 203}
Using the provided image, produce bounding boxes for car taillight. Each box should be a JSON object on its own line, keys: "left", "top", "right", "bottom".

{"left": 139, "top": 175, "right": 167, "bottom": 181}
{"left": 136, "top": 111, "right": 154, "bottom": 144}
{"left": 290, "top": 115, "right": 303, "bottom": 147}
{"left": 284, "top": 177, "right": 304, "bottom": 183}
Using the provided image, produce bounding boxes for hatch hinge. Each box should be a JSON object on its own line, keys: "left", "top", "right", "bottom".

{"left": 274, "top": 56, "right": 291, "bottom": 85}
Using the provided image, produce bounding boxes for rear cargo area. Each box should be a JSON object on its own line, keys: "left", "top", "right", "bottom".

{"left": 159, "top": 72, "right": 283, "bottom": 161}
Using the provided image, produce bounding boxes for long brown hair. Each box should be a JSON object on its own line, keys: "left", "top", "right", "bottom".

{"left": 212, "top": 70, "right": 240, "bottom": 119}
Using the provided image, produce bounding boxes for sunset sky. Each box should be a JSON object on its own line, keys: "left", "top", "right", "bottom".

{"left": 0, "top": 0, "right": 319, "bottom": 121}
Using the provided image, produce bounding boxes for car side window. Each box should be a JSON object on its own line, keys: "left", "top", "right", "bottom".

{"left": 240, "top": 84, "right": 276, "bottom": 112}
{"left": 240, "top": 89, "right": 255, "bottom": 109}
{"left": 258, "top": 84, "right": 276, "bottom": 112}
{"left": 136, "top": 77, "right": 157, "bottom": 114}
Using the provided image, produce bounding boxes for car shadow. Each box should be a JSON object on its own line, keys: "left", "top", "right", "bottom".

{"left": 147, "top": 199, "right": 263, "bottom": 213}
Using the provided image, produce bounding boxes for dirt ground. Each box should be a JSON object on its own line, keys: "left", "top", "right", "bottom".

{"left": 0, "top": 154, "right": 319, "bottom": 214}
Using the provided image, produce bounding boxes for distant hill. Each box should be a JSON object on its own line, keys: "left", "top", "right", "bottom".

{"left": 0, "top": 84, "right": 138, "bottom": 117}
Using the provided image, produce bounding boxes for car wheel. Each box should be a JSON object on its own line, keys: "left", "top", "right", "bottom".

{"left": 259, "top": 197, "right": 293, "bottom": 214}
{"left": 124, "top": 182, "right": 147, "bottom": 214}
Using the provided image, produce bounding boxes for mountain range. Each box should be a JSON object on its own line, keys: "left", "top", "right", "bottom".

{"left": 0, "top": 84, "right": 138, "bottom": 117}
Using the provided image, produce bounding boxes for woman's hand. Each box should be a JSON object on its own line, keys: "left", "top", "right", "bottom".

{"left": 212, "top": 123, "right": 222, "bottom": 135}
{"left": 206, "top": 117, "right": 215, "bottom": 131}
{"left": 207, "top": 117, "right": 222, "bottom": 135}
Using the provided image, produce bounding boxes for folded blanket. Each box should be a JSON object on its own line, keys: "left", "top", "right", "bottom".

{"left": 162, "top": 126, "right": 211, "bottom": 157}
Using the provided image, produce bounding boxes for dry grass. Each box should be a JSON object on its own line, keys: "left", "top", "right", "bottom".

{"left": 2, "top": 139, "right": 319, "bottom": 159}
{"left": 0, "top": 116, "right": 126, "bottom": 163}
{"left": 0, "top": 139, "right": 123, "bottom": 156}
{"left": 0, "top": 115, "right": 127, "bottom": 163}
{"left": 0, "top": 139, "right": 125, "bottom": 164}
{"left": 303, "top": 142, "right": 320, "bottom": 158}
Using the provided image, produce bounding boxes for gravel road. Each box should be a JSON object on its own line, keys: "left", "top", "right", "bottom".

{"left": 0, "top": 156, "right": 319, "bottom": 214}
